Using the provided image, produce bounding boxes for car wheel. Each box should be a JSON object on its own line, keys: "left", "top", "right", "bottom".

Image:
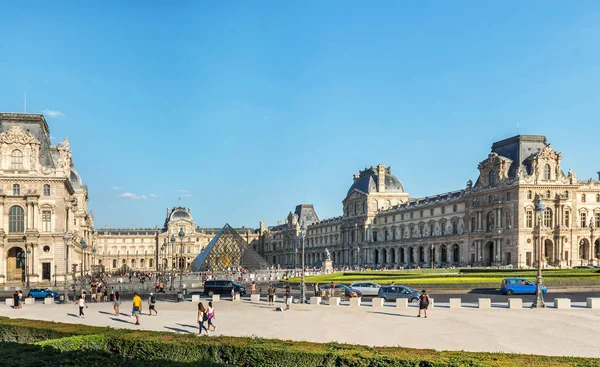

{"left": 208, "top": 291, "right": 214, "bottom": 297}
{"left": 410, "top": 297, "right": 418, "bottom": 303}
{"left": 506, "top": 289, "right": 514, "bottom": 296}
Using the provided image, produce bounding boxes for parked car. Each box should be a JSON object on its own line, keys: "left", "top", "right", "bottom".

{"left": 203, "top": 280, "right": 246, "bottom": 296}
{"left": 500, "top": 278, "right": 547, "bottom": 295}
{"left": 574, "top": 265, "right": 594, "bottom": 269}
{"left": 27, "top": 288, "right": 58, "bottom": 299}
{"left": 349, "top": 281, "right": 381, "bottom": 296}
{"left": 377, "top": 286, "right": 421, "bottom": 302}
{"left": 319, "top": 284, "right": 362, "bottom": 299}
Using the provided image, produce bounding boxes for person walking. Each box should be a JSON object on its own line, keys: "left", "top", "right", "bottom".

{"left": 132, "top": 292, "right": 142, "bottom": 325}
{"left": 197, "top": 302, "right": 209, "bottom": 335}
{"left": 148, "top": 292, "right": 158, "bottom": 315}
{"left": 113, "top": 291, "right": 121, "bottom": 316}
{"left": 284, "top": 283, "right": 291, "bottom": 310}
{"left": 417, "top": 290, "right": 430, "bottom": 318}
{"left": 77, "top": 295, "right": 87, "bottom": 318}
{"left": 207, "top": 301, "right": 217, "bottom": 332}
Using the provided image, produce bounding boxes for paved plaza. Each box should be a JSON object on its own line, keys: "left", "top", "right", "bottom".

{"left": 1, "top": 298, "right": 600, "bottom": 359}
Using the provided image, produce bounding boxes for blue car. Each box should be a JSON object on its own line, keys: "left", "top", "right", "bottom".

{"left": 500, "top": 278, "right": 547, "bottom": 295}
{"left": 27, "top": 288, "right": 59, "bottom": 299}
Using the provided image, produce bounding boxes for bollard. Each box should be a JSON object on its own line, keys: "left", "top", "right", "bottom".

{"left": 212, "top": 294, "right": 220, "bottom": 302}
{"left": 44, "top": 297, "right": 54, "bottom": 305}
{"left": 24, "top": 298, "right": 35, "bottom": 305}
{"left": 191, "top": 295, "right": 200, "bottom": 303}
{"left": 508, "top": 298, "right": 522, "bottom": 309}
{"left": 349, "top": 297, "right": 361, "bottom": 307}
{"left": 449, "top": 298, "right": 461, "bottom": 309}
{"left": 329, "top": 297, "right": 340, "bottom": 306}
{"left": 554, "top": 298, "right": 571, "bottom": 309}
{"left": 309, "top": 296, "right": 321, "bottom": 305}
{"left": 396, "top": 298, "right": 408, "bottom": 308}
{"left": 5, "top": 298, "right": 13, "bottom": 307}
{"left": 250, "top": 294, "right": 261, "bottom": 303}
{"left": 586, "top": 298, "right": 600, "bottom": 309}
{"left": 371, "top": 297, "right": 384, "bottom": 307}
{"left": 478, "top": 298, "right": 491, "bottom": 309}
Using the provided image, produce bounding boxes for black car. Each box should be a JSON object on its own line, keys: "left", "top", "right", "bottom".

{"left": 203, "top": 280, "right": 246, "bottom": 296}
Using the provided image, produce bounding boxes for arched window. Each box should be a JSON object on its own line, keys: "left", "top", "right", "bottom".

{"left": 544, "top": 164, "right": 551, "bottom": 180}
{"left": 489, "top": 171, "right": 496, "bottom": 186}
{"left": 544, "top": 208, "right": 552, "bottom": 227}
{"left": 9, "top": 206, "right": 24, "bottom": 233}
{"left": 12, "top": 184, "right": 20, "bottom": 196}
{"left": 11, "top": 150, "right": 23, "bottom": 169}
{"left": 43, "top": 184, "right": 51, "bottom": 196}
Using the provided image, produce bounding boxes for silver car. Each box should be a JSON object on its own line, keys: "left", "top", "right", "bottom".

{"left": 377, "top": 286, "right": 422, "bottom": 303}
{"left": 349, "top": 281, "right": 381, "bottom": 296}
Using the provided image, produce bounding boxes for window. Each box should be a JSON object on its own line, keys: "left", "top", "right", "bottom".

{"left": 11, "top": 150, "right": 23, "bottom": 169}
{"left": 401, "top": 214, "right": 404, "bottom": 220}
{"left": 565, "top": 211, "right": 570, "bottom": 227}
{"left": 526, "top": 211, "right": 533, "bottom": 228}
{"left": 565, "top": 191, "right": 569, "bottom": 199}
{"left": 582, "top": 194, "right": 586, "bottom": 203}
{"left": 441, "top": 222, "right": 446, "bottom": 235}
{"left": 452, "top": 222, "right": 458, "bottom": 235}
{"left": 43, "top": 246, "right": 50, "bottom": 252}
{"left": 442, "top": 206, "right": 446, "bottom": 214}
{"left": 42, "top": 210, "right": 51, "bottom": 232}
{"left": 420, "top": 210, "right": 423, "bottom": 218}
{"left": 544, "top": 164, "right": 551, "bottom": 180}
{"left": 527, "top": 191, "right": 532, "bottom": 200}
{"left": 453, "top": 204, "right": 457, "bottom": 212}
{"left": 544, "top": 208, "right": 552, "bottom": 227}
{"left": 9, "top": 206, "right": 24, "bottom": 233}
{"left": 597, "top": 194, "right": 600, "bottom": 203}
{"left": 419, "top": 224, "right": 424, "bottom": 237}
{"left": 373, "top": 231, "right": 378, "bottom": 242}
{"left": 580, "top": 212, "right": 587, "bottom": 227}
{"left": 430, "top": 208, "right": 434, "bottom": 216}
{"left": 546, "top": 190, "right": 551, "bottom": 199}
{"left": 12, "top": 184, "right": 20, "bottom": 196}
{"left": 430, "top": 223, "right": 435, "bottom": 236}
{"left": 410, "top": 212, "right": 413, "bottom": 219}
{"left": 489, "top": 171, "right": 496, "bottom": 186}
{"left": 507, "top": 192, "right": 512, "bottom": 201}
{"left": 363, "top": 201, "right": 366, "bottom": 213}
{"left": 506, "top": 212, "right": 512, "bottom": 228}
{"left": 385, "top": 216, "right": 388, "bottom": 223}
{"left": 384, "top": 230, "right": 389, "bottom": 241}
{"left": 596, "top": 213, "right": 600, "bottom": 228}
{"left": 471, "top": 217, "right": 476, "bottom": 232}
{"left": 43, "top": 184, "right": 51, "bottom": 196}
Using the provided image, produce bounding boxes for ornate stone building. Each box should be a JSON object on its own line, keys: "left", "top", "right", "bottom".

{"left": 258, "top": 135, "right": 600, "bottom": 269}
{"left": 95, "top": 207, "right": 260, "bottom": 273}
{"left": 0, "top": 113, "right": 93, "bottom": 285}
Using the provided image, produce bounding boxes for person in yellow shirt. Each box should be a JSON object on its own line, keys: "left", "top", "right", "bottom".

{"left": 132, "top": 292, "right": 142, "bottom": 325}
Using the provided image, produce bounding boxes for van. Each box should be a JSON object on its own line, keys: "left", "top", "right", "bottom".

{"left": 203, "top": 280, "right": 246, "bottom": 296}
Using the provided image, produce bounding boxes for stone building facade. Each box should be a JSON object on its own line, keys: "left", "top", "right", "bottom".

{"left": 0, "top": 113, "right": 93, "bottom": 285}
{"left": 258, "top": 135, "right": 600, "bottom": 269}
{"left": 95, "top": 207, "right": 260, "bottom": 273}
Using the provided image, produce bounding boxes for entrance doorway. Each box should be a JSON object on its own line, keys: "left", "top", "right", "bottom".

{"left": 42, "top": 262, "right": 51, "bottom": 280}
{"left": 485, "top": 241, "right": 494, "bottom": 266}
{"left": 7, "top": 247, "right": 24, "bottom": 282}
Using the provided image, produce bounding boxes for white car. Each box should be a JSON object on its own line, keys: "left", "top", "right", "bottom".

{"left": 349, "top": 281, "right": 381, "bottom": 296}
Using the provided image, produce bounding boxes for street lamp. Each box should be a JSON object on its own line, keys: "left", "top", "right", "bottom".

{"left": 25, "top": 245, "right": 31, "bottom": 289}
{"left": 161, "top": 239, "right": 167, "bottom": 276}
{"left": 357, "top": 246, "right": 361, "bottom": 269}
{"left": 430, "top": 244, "right": 434, "bottom": 269}
{"left": 300, "top": 225, "right": 307, "bottom": 304}
{"left": 80, "top": 238, "right": 87, "bottom": 294}
{"left": 63, "top": 232, "right": 69, "bottom": 303}
{"left": 170, "top": 234, "right": 175, "bottom": 291}
{"left": 92, "top": 247, "right": 96, "bottom": 276}
{"left": 178, "top": 228, "right": 185, "bottom": 298}
{"left": 532, "top": 198, "right": 546, "bottom": 308}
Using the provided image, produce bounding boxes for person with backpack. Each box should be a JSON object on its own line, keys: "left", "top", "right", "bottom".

{"left": 418, "top": 290, "right": 429, "bottom": 318}
{"left": 197, "top": 302, "right": 209, "bottom": 335}
{"left": 148, "top": 292, "right": 158, "bottom": 315}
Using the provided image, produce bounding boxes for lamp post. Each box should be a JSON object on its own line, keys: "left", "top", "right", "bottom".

{"left": 80, "top": 238, "right": 87, "bottom": 294}
{"left": 430, "top": 244, "right": 434, "bottom": 269}
{"left": 92, "top": 247, "right": 96, "bottom": 276}
{"left": 178, "top": 228, "right": 185, "bottom": 298}
{"left": 300, "top": 225, "right": 306, "bottom": 304}
{"left": 117, "top": 251, "right": 120, "bottom": 273}
{"left": 170, "top": 234, "right": 175, "bottom": 291}
{"left": 532, "top": 199, "right": 546, "bottom": 308}
{"left": 25, "top": 245, "right": 31, "bottom": 289}
{"left": 357, "top": 246, "right": 361, "bottom": 270}
{"left": 161, "top": 240, "right": 167, "bottom": 277}
{"left": 63, "top": 232, "right": 69, "bottom": 303}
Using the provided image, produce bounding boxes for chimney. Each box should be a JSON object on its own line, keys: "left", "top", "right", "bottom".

{"left": 353, "top": 172, "right": 360, "bottom": 181}
{"left": 377, "top": 164, "right": 386, "bottom": 193}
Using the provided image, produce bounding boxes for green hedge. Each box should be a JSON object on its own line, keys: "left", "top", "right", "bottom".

{"left": 0, "top": 317, "right": 599, "bottom": 366}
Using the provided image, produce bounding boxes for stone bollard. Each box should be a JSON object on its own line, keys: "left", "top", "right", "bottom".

{"left": 396, "top": 298, "right": 408, "bottom": 308}
{"left": 191, "top": 295, "right": 201, "bottom": 303}
{"left": 24, "top": 298, "right": 35, "bottom": 305}
{"left": 250, "top": 294, "right": 261, "bottom": 303}
{"left": 309, "top": 296, "right": 321, "bottom": 305}
{"left": 372, "top": 297, "right": 384, "bottom": 307}
{"left": 273, "top": 295, "right": 278, "bottom": 303}
{"left": 449, "top": 298, "right": 461, "bottom": 309}
{"left": 232, "top": 294, "right": 241, "bottom": 301}
{"left": 586, "top": 298, "right": 600, "bottom": 309}
{"left": 329, "top": 297, "right": 340, "bottom": 306}
{"left": 44, "top": 297, "right": 54, "bottom": 305}
{"left": 349, "top": 297, "right": 361, "bottom": 307}
{"left": 508, "top": 298, "right": 522, "bottom": 309}
{"left": 478, "top": 298, "right": 491, "bottom": 309}
{"left": 428, "top": 298, "right": 435, "bottom": 308}
{"left": 5, "top": 298, "right": 13, "bottom": 307}
{"left": 554, "top": 298, "right": 571, "bottom": 309}
{"left": 212, "top": 294, "right": 220, "bottom": 302}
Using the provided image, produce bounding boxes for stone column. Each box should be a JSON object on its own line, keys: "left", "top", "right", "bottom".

{"left": 0, "top": 202, "right": 4, "bottom": 231}
{"left": 32, "top": 203, "right": 38, "bottom": 231}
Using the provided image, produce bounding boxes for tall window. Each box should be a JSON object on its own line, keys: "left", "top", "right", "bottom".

{"left": 527, "top": 190, "right": 532, "bottom": 200}
{"left": 453, "top": 204, "right": 457, "bottom": 212}
{"left": 526, "top": 211, "right": 533, "bottom": 228}
{"left": 582, "top": 194, "right": 586, "bottom": 203}
{"left": 546, "top": 190, "right": 551, "bottom": 199}
{"left": 565, "top": 211, "right": 570, "bottom": 227}
{"left": 441, "top": 206, "right": 446, "bottom": 214}
{"left": 506, "top": 212, "right": 512, "bottom": 228}
{"left": 544, "top": 164, "right": 551, "bottom": 180}
{"left": 489, "top": 171, "right": 496, "bottom": 186}
{"left": 430, "top": 223, "right": 435, "bottom": 236}
{"left": 471, "top": 217, "right": 476, "bottom": 232}
{"left": 581, "top": 212, "right": 587, "bottom": 227}
{"left": 544, "top": 208, "right": 552, "bottom": 227}
{"left": 42, "top": 210, "right": 51, "bottom": 232}
{"left": 597, "top": 194, "right": 600, "bottom": 203}
{"left": 12, "top": 184, "right": 20, "bottom": 196}
{"left": 419, "top": 224, "right": 424, "bottom": 237}
{"left": 9, "top": 206, "right": 24, "bottom": 233}
{"left": 596, "top": 213, "right": 600, "bottom": 228}
{"left": 507, "top": 192, "right": 512, "bottom": 201}
{"left": 441, "top": 222, "right": 446, "bottom": 235}
{"left": 43, "top": 184, "right": 51, "bottom": 196}
{"left": 452, "top": 221, "right": 458, "bottom": 235}
{"left": 11, "top": 150, "right": 23, "bottom": 169}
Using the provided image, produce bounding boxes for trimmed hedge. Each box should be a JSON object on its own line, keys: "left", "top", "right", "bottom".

{"left": 0, "top": 317, "right": 599, "bottom": 366}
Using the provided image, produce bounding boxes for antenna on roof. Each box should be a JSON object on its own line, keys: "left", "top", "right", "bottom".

{"left": 24, "top": 91, "right": 27, "bottom": 113}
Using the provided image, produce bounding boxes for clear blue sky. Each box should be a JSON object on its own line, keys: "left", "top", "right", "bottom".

{"left": 1, "top": 1, "right": 599, "bottom": 229}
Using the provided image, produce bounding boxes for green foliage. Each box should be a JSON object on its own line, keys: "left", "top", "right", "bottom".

{"left": 0, "top": 317, "right": 598, "bottom": 366}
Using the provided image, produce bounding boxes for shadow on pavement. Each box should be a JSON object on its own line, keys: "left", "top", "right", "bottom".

{"left": 164, "top": 326, "right": 192, "bottom": 334}
{"left": 368, "top": 311, "right": 415, "bottom": 318}
{"left": 66, "top": 313, "right": 79, "bottom": 318}
{"left": 176, "top": 323, "right": 197, "bottom": 329}
{"left": 110, "top": 317, "right": 134, "bottom": 324}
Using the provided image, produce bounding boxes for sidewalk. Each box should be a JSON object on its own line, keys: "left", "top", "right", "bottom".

{"left": 1, "top": 298, "right": 599, "bottom": 358}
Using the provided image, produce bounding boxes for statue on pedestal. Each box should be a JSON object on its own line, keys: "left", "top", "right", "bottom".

{"left": 324, "top": 248, "right": 331, "bottom": 260}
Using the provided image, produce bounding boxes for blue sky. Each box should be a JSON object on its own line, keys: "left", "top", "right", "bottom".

{"left": 1, "top": 1, "right": 599, "bottom": 229}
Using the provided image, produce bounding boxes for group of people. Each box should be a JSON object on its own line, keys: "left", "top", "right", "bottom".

{"left": 12, "top": 290, "right": 23, "bottom": 309}
{"left": 88, "top": 280, "right": 109, "bottom": 302}
{"left": 197, "top": 301, "right": 216, "bottom": 335}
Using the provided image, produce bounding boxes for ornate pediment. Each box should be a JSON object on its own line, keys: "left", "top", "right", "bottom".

{"left": 0, "top": 125, "right": 40, "bottom": 145}
{"left": 475, "top": 152, "right": 513, "bottom": 188}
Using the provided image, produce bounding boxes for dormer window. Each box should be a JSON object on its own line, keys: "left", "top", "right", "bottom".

{"left": 12, "top": 184, "right": 20, "bottom": 196}
{"left": 544, "top": 164, "right": 551, "bottom": 180}
{"left": 11, "top": 150, "right": 23, "bottom": 169}
{"left": 489, "top": 171, "right": 496, "bottom": 186}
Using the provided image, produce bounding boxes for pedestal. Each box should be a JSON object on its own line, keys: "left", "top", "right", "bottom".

{"left": 324, "top": 259, "right": 333, "bottom": 273}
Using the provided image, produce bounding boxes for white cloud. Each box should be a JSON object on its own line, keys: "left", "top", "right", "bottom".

{"left": 149, "top": 193, "right": 158, "bottom": 198}
{"left": 119, "top": 192, "right": 147, "bottom": 200}
{"left": 41, "top": 109, "right": 65, "bottom": 118}
{"left": 112, "top": 186, "right": 121, "bottom": 190}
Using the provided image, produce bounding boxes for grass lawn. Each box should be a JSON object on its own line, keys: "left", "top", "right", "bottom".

{"left": 288, "top": 268, "right": 600, "bottom": 289}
